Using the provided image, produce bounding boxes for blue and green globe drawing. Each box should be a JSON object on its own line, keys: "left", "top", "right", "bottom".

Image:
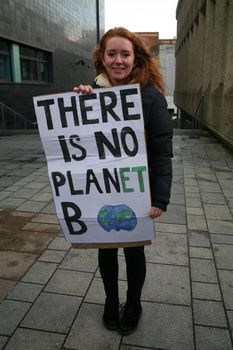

{"left": 97, "top": 204, "right": 137, "bottom": 232}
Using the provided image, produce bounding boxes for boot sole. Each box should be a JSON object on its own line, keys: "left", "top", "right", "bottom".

{"left": 118, "top": 309, "right": 142, "bottom": 336}
{"left": 103, "top": 321, "right": 119, "bottom": 331}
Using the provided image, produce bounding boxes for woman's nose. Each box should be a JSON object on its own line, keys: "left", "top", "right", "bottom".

{"left": 115, "top": 54, "right": 123, "bottom": 64}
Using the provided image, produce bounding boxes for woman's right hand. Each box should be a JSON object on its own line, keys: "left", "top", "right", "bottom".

{"left": 73, "top": 85, "right": 93, "bottom": 94}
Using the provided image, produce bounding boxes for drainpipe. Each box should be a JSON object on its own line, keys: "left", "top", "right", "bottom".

{"left": 96, "top": 0, "right": 100, "bottom": 43}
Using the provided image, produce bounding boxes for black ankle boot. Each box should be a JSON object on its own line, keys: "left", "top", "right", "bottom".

{"left": 119, "top": 299, "right": 142, "bottom": 335}
{"left": 103, "top": 298, "right": 119, "bottom": 330}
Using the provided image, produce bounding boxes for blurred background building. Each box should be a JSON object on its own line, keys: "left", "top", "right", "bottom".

{"left": 0, "top": 0, "right": 104, "bottom": 128}
{"left": 175, "top": 0, "right": 233, "bottom": 150}
{"left": 136, "top": 32, "right": 177, "bottom": 117}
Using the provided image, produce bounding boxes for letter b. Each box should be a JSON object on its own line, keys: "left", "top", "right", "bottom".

{"left": 61, "top": 202, "right": 87, "bottom": 234}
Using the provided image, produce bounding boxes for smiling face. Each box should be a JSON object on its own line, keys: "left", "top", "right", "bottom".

{"left": 103, "top": 36, "right": 135, "bottom": 86}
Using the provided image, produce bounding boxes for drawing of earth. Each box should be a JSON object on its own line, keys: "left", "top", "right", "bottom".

{"left": 97, "top": 204, "right": 137, "bottom": 232}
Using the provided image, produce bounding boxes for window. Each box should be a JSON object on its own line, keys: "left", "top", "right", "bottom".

{"left": 19, "top": 45, "right": 50, "bottom": 82}
{"left": 0, "top": 39, "right": 12, "bottom": 81}
{"left": 0, "top": 38, "right": 52, "bottom": 84}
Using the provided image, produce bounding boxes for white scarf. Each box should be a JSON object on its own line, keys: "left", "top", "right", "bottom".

{"left": 94, "top": 73, "right": 112, "bottom": 87}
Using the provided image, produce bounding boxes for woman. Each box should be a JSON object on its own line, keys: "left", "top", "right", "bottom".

{"left": 74, "top": 27, "right": 173, "bottom": 335}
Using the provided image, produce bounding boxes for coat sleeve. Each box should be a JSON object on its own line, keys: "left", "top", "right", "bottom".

{"left": 144, "top": 90, "right": 173, "bottom": 211}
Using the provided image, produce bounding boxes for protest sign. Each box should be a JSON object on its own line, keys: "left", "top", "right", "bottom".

{"left": 33, "top": 84, "right": 155, "bottom": 245}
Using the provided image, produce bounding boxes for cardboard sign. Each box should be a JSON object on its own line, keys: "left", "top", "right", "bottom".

{"left": 33, "top": 84, "right": 155, "bottom": 245}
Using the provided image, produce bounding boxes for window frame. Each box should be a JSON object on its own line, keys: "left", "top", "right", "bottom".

{"left": 19, "top": 44, "right": 51, "bottom": 83}
{"left": 0, "top": 38, "right": 53, "bottom": 84}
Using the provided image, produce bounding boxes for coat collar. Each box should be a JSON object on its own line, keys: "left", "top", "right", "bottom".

{"left": 94, "top": 73, "right": 112, "bottom": 87}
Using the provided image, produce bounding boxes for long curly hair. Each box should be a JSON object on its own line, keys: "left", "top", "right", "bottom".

{"left": 93, "top": 27, "right": 165, "bottom": 93}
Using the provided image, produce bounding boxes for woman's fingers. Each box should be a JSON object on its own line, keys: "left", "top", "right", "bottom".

{"left": 73, "top": 85, "right": 93, "bottom": 94}
{"left": 149, "top": 207, "right": 163, "bottom": 219}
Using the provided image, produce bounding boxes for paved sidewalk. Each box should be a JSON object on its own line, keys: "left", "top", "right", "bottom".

{"left": 0, "top": 131, "right": 233, "bottom": 350}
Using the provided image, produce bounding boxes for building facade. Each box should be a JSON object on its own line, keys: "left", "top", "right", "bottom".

{"left": 175, "top": 0, "right": 233, "bottom": 148}
{"left": 136, "top": 32, "right": 177, "bottom": 116}
{"left": 159, "top": 39, "right": 177, "bottom": 116}
{"left": 0, "top": 0, "right": 105, "bottom": 126}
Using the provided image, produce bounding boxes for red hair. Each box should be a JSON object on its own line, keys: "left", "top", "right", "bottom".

{"left": 93, "top": 27, "right": 165, "bottom": 93}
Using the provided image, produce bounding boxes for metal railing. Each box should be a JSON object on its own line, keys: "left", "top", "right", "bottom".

{"left": 192, "top": 95, "right": 204, "bottom": 129}
{"left": 0, "top": 102, "right": 37, "bottom": 130}
{"left": 174, "top": 95, "right": 205, "bottom": 129}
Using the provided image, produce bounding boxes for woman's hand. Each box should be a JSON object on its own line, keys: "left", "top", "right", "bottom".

{"left": 73, "top": 85, "right": 93, "bottom": 94}
{"left": 149, "top": 207, "right": 164, "bottom": 219}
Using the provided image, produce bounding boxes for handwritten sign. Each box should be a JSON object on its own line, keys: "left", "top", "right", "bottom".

{"left": 33, "top": 84, "right": 155, "bottom": 244}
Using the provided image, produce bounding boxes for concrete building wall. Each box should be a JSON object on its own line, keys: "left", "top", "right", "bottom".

{"left": 159, "top": 41, "right": 177, "bottom": 114}
{"left": 0, "top": 0, "right": 105, "bottom": 123}
{"left": 175, "top": 0, "right": 233, "bottom": 148}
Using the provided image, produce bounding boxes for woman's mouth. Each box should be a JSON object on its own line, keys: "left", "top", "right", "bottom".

{"left": 112, "top": 67, "right": 124, "bottom": 71}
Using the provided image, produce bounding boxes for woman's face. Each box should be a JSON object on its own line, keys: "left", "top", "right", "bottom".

{"left": 103, "top": 36, "right": 135, "bottom": 86}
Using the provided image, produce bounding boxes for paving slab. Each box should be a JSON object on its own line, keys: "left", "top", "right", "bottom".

{"left": 21, "top": 261, "right": 58, "bottom": 284}
{"left": 201, "top": 192, "right": 227, "bottom": 204}
{"left": 0, "top": 251, "right": 38, "bottom": 280}
{"left": 44, "top": 269, "right": 93, "bottom": 296}
{"left": 5, "top": 230, "right": 55, "bottom": 253}
{"left": 3, "top": 328, "right": 65, "bottom": 350}
{"left": 212, "top": 243, "right": 233, "bottom": 269}
{"left": 195, "top": 326, "right": 232, "bottom": 350}
{"left": 143, "top": 263, "right": 191, "bottom": 305}
{"left": 47, "top": 236, "right": 71, "bottom": 251}
{"left": 59, "top": 248, "right": 98, "bottom": 273}
{"left": 122, "top": 302, "right": 194, "bottom": 350}
{"left": 193, "top": 299, "right": 228, "bottom": 327}
{"left": 190, "top": 259, "right": 218, "bottom": 283}
{"left": 38, "top": 249, "right": 67, "bottom": 263}
{"left": 207, "top": 219, "right": 233, "bottom": 235}
{"left": 0, "top": 336, "right": 8, "bottom": 349}
{"left": 210, "top": 233, "right": 233, "bottom": 245}
{"left": 185, "top": 195, "right": 202, "bottom": 208}
{"left": 192, "top": 282, "right": 222, "bottom": 301}
{"left": 154, "top": 222, "right": 187, "bottom": 234}
{"left": 64, "top": 303, "right": 121, "bottom": 350}
{"left": 0, "top": 299, "right": 31, "bottom": 336}
{"left": 156, "top": 204, "right": 186, "bottom": 224}
{"left": 21, "top": 292, "right": 82, "bottom": 333}
{"left": 190, "top": 246, "right": 213, "bottom": 259}
{"left": 0, "top": 280, "right": 17, "bottom": 303}
{"left": 7, "top": 282, "right": 43, "bottom": 302}
{"left": 17, "top": 200, "right": 48, "bottom": 212}
{"left": 204, "top": 204, "right": 232, "bottom": 220}
{"left": 145, "top": 232, "right": 189, "bottom": 266}
{"left": 218, "top": 270, "right": 233, "bottom": 309}
{"left": 187, "top": 215, "right": 208, "bottom": 231}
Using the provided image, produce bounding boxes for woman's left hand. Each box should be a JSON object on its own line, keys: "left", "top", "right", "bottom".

{"left": 149, "top": 207, "right": 164, "bottom": 219}
{"left": 73, "top": 85, "right": 93, "bottom": 94}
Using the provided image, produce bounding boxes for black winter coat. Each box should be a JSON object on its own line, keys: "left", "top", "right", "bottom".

{"left": 141, "top": 84, "right": 173, "bottom": 211}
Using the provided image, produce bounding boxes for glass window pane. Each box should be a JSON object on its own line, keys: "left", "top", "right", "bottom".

{"left": 0, "top": 39, "right": 12, "bottom": 81}
{"left": 20, "top": 46, "right": 36, "bottom": 58}
{"left": 37, "top": 51, "right": 48, "bottom": 60}
{"left": 18, "top": 44, "right": 51, "bottom": 82}
{"left": 20, "top": 58, "right": 37, "bottom": 80}
{"left": 0, "top": 39, "right": 10, "bottom": 53}
{"left": 0, "top": 53, "right": 12, "bottom": 80}
{"left": 39, "top": 62, "right": 49, "bottom": 82}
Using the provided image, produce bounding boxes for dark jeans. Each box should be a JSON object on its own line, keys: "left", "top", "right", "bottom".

{"left": 98, "top": 246, "right": 146, "bottom": 301}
